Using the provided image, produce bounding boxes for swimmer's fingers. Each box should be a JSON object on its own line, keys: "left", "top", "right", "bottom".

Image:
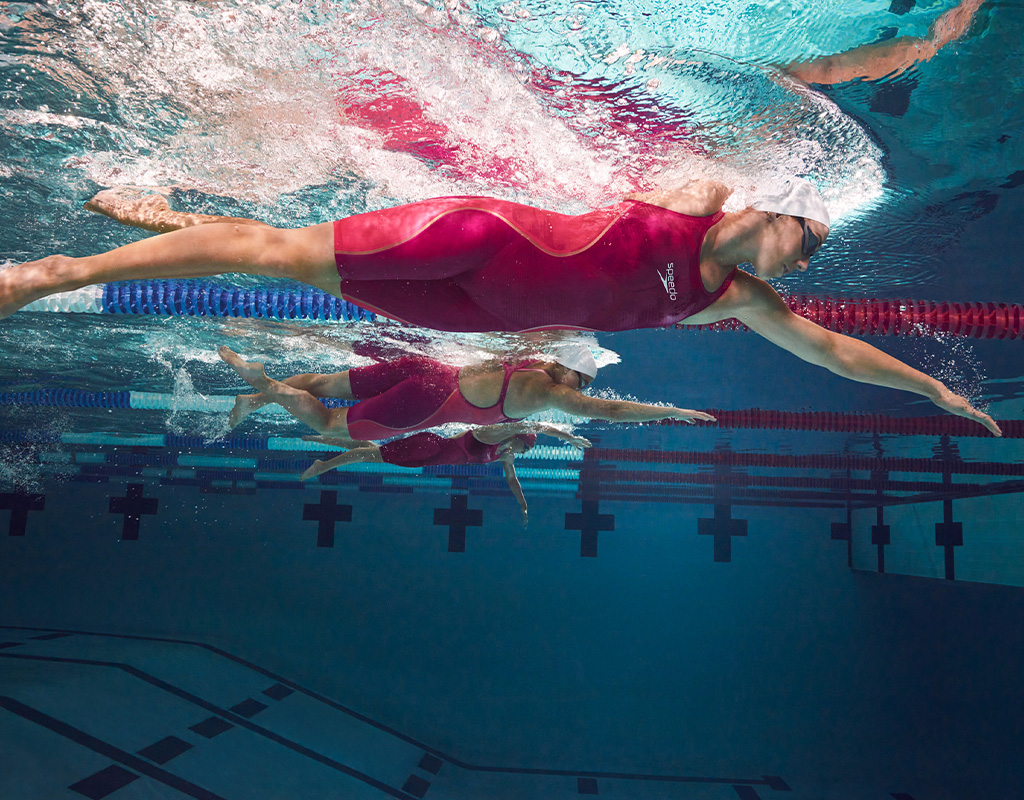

{"left": 933, "top": 390, "right": 1002, "bottom": 437}
{"left": 964, "top": 406, "right": 1002, "bottom": 438}
{"left": 672, "top": 408, "right": 717, "bottom": 423}
{"left": 979, "top": 413, "right": 1003, "bottom": 438}
{"left": 568, "top": 435, "right": 592, "bottom": 449}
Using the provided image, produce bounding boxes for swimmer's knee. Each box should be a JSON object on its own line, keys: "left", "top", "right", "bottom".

{"left": 322, "top": 408, "right": 350, "bottom": 437}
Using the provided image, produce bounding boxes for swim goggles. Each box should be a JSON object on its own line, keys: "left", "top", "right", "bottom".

{"left": 798, "top": 217, "right": 823, "bottom": 259}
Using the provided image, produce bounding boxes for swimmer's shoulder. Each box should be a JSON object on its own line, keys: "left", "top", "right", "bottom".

{"left": 624, "top": 179, "right": 732, "bottom": 217}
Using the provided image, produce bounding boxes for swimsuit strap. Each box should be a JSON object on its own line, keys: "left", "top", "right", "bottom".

{"left": 495, "top": 360, "right": 553, "bottom": 419}
{"left": 495, "top": 361, "right": 518, "bottom": 411}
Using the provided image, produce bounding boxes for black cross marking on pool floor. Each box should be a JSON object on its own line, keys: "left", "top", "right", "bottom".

{"left": 108, "top": 484, "right": 158, "bottom": 541}
{"left": 697, "top": 457, "right": 748, "bottom": 563}
{"left": 871, "top": 470, "right": 890, "bottom": 573}
{"left": 565, "top": 500, "right": 614, "bottom": 558}
{"left": 565, "top": 453, "right": 615, "bottom": 557}
{"left": 434, "top": 495, "right": 482, "bottom": 553}
{"left": 302, "top": 491, "right": 352, "bottom": 547}
{"left": 0, "top": 492, "right": 45, "bottom": 536}
{"left": 935, "top": 474, "right": 963, "bottom": 581}
{"left": 830, "top": 472, "right": 854, "bottom": 568}
{"left": 698, "top": 504, "right": 747, "bottom": 563}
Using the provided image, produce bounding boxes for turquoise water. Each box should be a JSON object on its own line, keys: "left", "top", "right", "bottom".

{"left": 1, "top": 2, "right": 1023, "bottom": 798}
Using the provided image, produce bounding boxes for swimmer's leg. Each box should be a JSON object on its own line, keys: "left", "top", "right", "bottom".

{"left": 0, "top": 220, "right": 338, "bottom": 319}
{"left": 219, "top": 346, "right": 351, "bottom": 436}
{"left": 84, "top": 186, "right": 269, "bottom": 234}
{"left": 301, "top": 442, "right": 383, "bottom": 481}
{"left": 229, "top": 370, "right": 355, "bottom": 428}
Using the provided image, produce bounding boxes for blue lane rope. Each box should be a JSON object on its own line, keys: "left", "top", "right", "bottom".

{"left": 21, "top": 280, "right": 375, "bottom": 322}
{"left": 1, "top": 427, "right": 583, "bottom": 465}
{"left": 0, "top": 392, "right": 585, "bottom": 462}
{"left": 1, "top": 388, "right": 581, "bottom": 424}
{"left": 102, "top": 281, "right": 374, "bottom": 321}
{"left": 0, "top": 389, "right": 133, "bottom": 408}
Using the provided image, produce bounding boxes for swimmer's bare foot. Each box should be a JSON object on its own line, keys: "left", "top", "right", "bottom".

{"left": 219, "top": 346, "right": 273, "bottom": 391}
{"left": 301, "top": 459, "right": 335, "bottom": 481}
{"left": 227, "top": 393, "right": 269, "bottom": 429}
{"left": 300, "top": 440, "right": 378, "bottom": 480}
{"left": 0, "top": 264, "right": 23, "bottom": 320}
{"left": 85, "top": 185, "right": 269, "bottom": 233}
{"left": 84, "top": 186, "right": 195, "bottom": 234}
{"left": 0, "top": 254, "right": 74, "bottom": 319}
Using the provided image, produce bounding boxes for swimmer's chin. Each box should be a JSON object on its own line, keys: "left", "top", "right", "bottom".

{"left": 751, "top": 264, "right": 787, "bottom": 281}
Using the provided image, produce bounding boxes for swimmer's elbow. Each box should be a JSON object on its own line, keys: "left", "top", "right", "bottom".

{"left": 815, "top": 330, "right": 856, "bottom": 374}
{"left": 587, "top": 401, "right": 624, "bottom": 421}
{"left": 585, "top": 399, "right": 638, "bottom": 421}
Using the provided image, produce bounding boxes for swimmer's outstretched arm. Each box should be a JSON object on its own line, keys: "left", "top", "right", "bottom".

{"left": 783, "top": 0, "right": 984, "bottom": 84}
{"left": 723, "top": 271, "right": 1001, "bottom": 436}
{"left": 472, "top": 422, "right": 592, "bottom": 450}
{"left": 543, "top": 389, "right": 717, "bottom": 425}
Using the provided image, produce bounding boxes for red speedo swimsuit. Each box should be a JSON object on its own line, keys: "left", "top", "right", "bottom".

{"left": 334, "top": 197, "right": 732, "bottom": 332}
{"left": 344, "top": 356, "right": 548, "bottom": 441}
{"left": 379, "top": 431, "right": 529, "bottom": 468}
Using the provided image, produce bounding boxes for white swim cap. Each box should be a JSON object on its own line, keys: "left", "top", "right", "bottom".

{"left": 552, "top": 344, "right": 598, "bottom": 380}
{"left": 751, "top": 176, "right": 830, "bottom": 230}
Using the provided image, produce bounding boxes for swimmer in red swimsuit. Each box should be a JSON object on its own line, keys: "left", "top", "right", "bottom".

{"left": 2, "top": 175, "right": 1000, "bottom": 436}
{"left": 301, "top": 423, "right": 592, "bottom": 524}
{"left": 217, "top": 343, "right": 714, "bottom": 440}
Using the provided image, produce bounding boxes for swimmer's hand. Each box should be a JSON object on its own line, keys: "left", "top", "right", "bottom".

{"left": 670, "top": 408, "right": 717, "bottom": 424}
{"left": 565, "top": 434, "right": 592, "bottom": 450}
{"left": 933, "top": 387, "right": 1002, "bottom": 437}
{"left": 520, "top": 506, "right": 529, "bottom": 527}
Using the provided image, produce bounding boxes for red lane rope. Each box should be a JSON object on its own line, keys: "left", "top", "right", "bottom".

{"left": 656, "top": 409, "right": 1021, "bottom": 438}
{"left": 591, "top": 449, "right": 1024, "bottom": 476}
{"left": 599, "top": 469, "right": 959, "bottom": 492}
{"left": 681, "top": 296, "right": 1024, "bottom": 340}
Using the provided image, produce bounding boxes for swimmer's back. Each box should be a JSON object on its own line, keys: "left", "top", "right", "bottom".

{"left": 333, "top": 197, "right": 729, "bottom": 332}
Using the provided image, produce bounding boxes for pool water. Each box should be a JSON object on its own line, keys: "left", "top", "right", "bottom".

{"left": 1, "top": 1, "right": 1022, "bottom": 799}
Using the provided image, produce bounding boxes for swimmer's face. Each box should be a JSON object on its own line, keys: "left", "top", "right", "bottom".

{"left": 557, "top": 368, "right": 592, "bottom": 390}
{"left": 753, "top": 212, "right": 829, "bottom": 280}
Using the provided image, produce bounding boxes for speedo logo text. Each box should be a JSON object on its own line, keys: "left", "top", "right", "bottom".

{"left": 658, "top": 262, "right": 677, "bottom": 300}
